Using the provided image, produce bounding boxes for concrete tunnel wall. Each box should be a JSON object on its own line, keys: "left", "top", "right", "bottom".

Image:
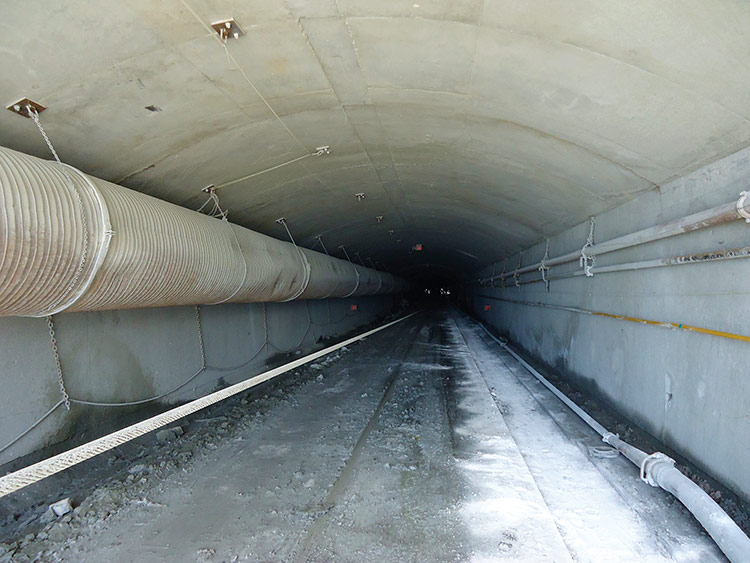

{"left": 2, "top": 8, "right": 750, "bottom": 553}
{"left": 468, "top": 144, "right": 750, "bottom": 502}
{"left": 0, "top": 295, "right": 397, "bottom": 466}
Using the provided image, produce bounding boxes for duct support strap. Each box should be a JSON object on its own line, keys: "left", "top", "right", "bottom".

{"left": 0, "top": 146, "right": 404, "bottom": 317}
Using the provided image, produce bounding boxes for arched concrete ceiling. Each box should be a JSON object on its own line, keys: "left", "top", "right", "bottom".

{"left": 3, "top": 1, "right": 750, "bottom": 280}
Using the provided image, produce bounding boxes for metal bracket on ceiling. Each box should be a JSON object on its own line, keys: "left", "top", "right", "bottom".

{"left": 210, "top": 18, "right": 244, "bottom": 42}
{"left": 314, "top": 145, "right": 331, "bottom": 156}
{"left": 376, "top": 215, "right": 384, "bottom": 223}
{"left": 355, "top": 192, "right": 366, "bottom": 201}
{"left": 6, "top": 98, "right": 46, "bottom": 118}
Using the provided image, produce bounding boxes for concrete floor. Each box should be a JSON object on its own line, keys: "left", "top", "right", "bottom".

{"left": 0, "top": 311, "right": 724, "bottom": 562}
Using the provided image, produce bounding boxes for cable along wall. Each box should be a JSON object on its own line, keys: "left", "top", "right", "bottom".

{"left": 0, "top": 146, "right": 405, "bottom": 317}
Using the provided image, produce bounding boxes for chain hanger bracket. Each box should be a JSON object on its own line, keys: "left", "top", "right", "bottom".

{"left": 7, "top": 98, "right": 46, "bottom": 119}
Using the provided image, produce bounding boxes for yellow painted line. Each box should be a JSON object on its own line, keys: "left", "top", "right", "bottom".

{"left": 590, "top": 311, "right": 750, "bottom": 343}
{"left": 477, "top": 295, "right": 750, "bottom": 344}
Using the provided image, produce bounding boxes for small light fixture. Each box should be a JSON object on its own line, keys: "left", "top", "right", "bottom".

{"left": 376, "top": 215, "right": 384, "bottom": 223}
{"left": 355, "top": 192, "right": 366, "bottom": 201}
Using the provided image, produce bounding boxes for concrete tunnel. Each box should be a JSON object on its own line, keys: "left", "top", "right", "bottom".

{"left": 1, "top": 2, "right": 750, "bottom": 560}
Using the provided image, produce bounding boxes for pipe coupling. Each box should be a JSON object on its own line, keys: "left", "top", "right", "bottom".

{"left": 640, "top": 451, "right": 675, "bottom": 487}
{"left": 601, "top": 432, "right": 618, "bottom": 445}
{"left": 738, "top": 191, "right": 750, "bottom": 223}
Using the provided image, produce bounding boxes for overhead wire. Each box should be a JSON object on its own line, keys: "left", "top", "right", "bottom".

{"left": 176, "top": 0, "right": 324, "bottom": 186}
{"left": 214, "top": 153, "right": 314, "bottom": 191}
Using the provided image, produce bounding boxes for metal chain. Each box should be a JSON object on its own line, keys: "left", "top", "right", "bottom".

{"left": 263, "top": 303, "right": 270, "bottom": 352}
{"left": 579, "top": 216, "right": 596, "bottom": 277}
{"left": 30, "top": 106, "right": 90, "bottom": 314}
{"left": 30, "top": 107, "right": 63, "bottom": 164}
{"left": 194, "top": 306, "right": 206, "bottom": 370}
{"left": 46, "top": 316, "right": 71, "bottom": 410}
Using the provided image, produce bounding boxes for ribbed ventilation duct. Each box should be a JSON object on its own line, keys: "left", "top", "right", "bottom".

{"left": 0, "top": 146, "right": 405, "bottom": 317}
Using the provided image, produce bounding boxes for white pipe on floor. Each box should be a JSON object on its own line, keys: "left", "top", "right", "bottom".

{"left": 0, "top": 146, "right": 405, "bottom": 317}
{"left": 479, "top": 323, "right": 750, "bottom": 563}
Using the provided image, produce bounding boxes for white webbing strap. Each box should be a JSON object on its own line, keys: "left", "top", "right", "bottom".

{"left": 0, "top": 311, "right": 418, "bottom": 498}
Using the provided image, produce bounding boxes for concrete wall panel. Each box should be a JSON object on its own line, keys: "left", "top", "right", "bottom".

{"left": 0, "top": 296, "right": 395, "bottom": 466}
{"left": 470, "top": 146, "right": 750, "bottom": 500}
